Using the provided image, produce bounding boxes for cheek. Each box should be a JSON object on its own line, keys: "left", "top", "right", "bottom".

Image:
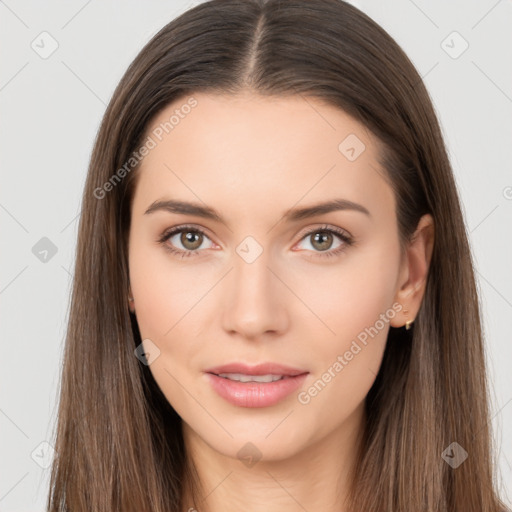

{"left": 128, "top": 236, "right": 214, "bottom": 341}
{"left": 288, "top": 236, "right": 399, "bottom": 344}
{"left": 128, "top": 240, "right": 207, "bottom": 412}
{"left": 128, "top": 238, "right": 216, "bottom": 411}
{"left": 292, "top": 240, "right": 399, "bottom": 406}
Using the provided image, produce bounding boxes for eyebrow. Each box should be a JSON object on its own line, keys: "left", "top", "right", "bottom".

{"left": 144, "top": 198, "right": 371, "bottom": 225}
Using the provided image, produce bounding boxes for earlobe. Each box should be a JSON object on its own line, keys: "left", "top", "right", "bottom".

{"left": 402, "top": 307, "right": 413, "bottom": 330}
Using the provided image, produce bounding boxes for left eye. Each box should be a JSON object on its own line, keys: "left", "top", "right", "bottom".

{"left": 297, "top": 229, "right": 344, "bottom": 252}
{"left": 294, "top": 226, "right": 353, "bottom": 258}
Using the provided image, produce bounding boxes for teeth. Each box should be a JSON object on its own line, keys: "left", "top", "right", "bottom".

{"left": 217, "top": 373, "right": 285, "bottom": 383}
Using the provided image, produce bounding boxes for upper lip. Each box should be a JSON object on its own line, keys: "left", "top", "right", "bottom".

{"left": 205, "top": 362, "right": 308, "bottom": 377}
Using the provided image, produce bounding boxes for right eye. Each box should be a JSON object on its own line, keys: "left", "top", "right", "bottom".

{"left": 158, "top": 225, "right": 215, "bottom": 258}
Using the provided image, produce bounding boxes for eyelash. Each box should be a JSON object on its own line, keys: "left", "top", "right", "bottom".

{"left": 157, "top": 223, "right": 354, "bottom": 260}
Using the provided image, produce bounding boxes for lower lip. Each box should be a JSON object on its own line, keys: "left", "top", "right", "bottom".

{"left": 205, "top": 372, "right": 309, "bottom": 408}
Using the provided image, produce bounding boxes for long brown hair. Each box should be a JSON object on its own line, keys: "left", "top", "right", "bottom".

{"left": 47, "top": 0, "right": 508, "bottom": 510}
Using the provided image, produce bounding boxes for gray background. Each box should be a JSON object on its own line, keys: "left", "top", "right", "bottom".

{"left": 1, "top": 0, "right": 511, "bottom": 509}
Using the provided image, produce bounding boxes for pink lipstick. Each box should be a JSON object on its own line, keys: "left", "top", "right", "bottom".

{"left": 204, "top": 362, "right": 309, "bottom": 408}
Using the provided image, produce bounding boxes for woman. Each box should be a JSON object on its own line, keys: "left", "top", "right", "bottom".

{"left": 47, "top": 0, "right": 509, "bottom": 510}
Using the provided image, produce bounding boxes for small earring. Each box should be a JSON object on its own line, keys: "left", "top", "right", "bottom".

{"left": 403, "top": 308, "right": 413, "bottom": 330}
{"left": 128, "top": 297, "right": 134, "bottom": 302}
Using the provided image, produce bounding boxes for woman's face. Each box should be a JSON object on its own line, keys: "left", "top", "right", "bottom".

{"left": 128, "top": 91, "right": 422, "bottom": 462}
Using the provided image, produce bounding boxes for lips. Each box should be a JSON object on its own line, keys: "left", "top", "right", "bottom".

{"left": 204, "top": 362, "right": 309, "bottom": 407}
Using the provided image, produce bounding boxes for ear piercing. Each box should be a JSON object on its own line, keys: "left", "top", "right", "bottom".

{"left": 403, "top": 308, "right": 414, "bottom": 330}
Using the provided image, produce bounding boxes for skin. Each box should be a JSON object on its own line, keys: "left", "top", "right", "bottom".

{"left": 127, "top": 91, "right": 434, "bottom": 512}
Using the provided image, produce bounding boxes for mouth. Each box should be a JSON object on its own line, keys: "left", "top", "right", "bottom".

{"left": 204, "top": 362, "right": 309, "bottom": 408}
{"left": 212, "top": 373, "right": 295, "bottom": 383}
{"left": 204, "top": 362, "right": 308, "bottom": 377}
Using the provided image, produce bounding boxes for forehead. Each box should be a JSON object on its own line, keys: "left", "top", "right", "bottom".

{"left": 133, "top": 91, "right": 394, "bottom": 224}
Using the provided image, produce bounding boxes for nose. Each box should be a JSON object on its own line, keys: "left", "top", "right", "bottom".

{"left": 221, "top": 248, "right": 289, "bottom": 340}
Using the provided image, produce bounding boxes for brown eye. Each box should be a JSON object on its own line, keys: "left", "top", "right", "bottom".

{"left": 179, "top": 230, "right": 203, "bottom": 250}
{"left": 158, "top": 225, "right": 215, "bottom": 258}
{"left": 294, "top": 225, "right": 353, "bottom": 260}
{"left": 310, "top": 231, "right": 334, "bottom": 252}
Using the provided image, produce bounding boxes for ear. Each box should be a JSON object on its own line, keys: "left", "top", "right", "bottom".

{"left": 389, "top": 213, "right": 435, "bottom": 328}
